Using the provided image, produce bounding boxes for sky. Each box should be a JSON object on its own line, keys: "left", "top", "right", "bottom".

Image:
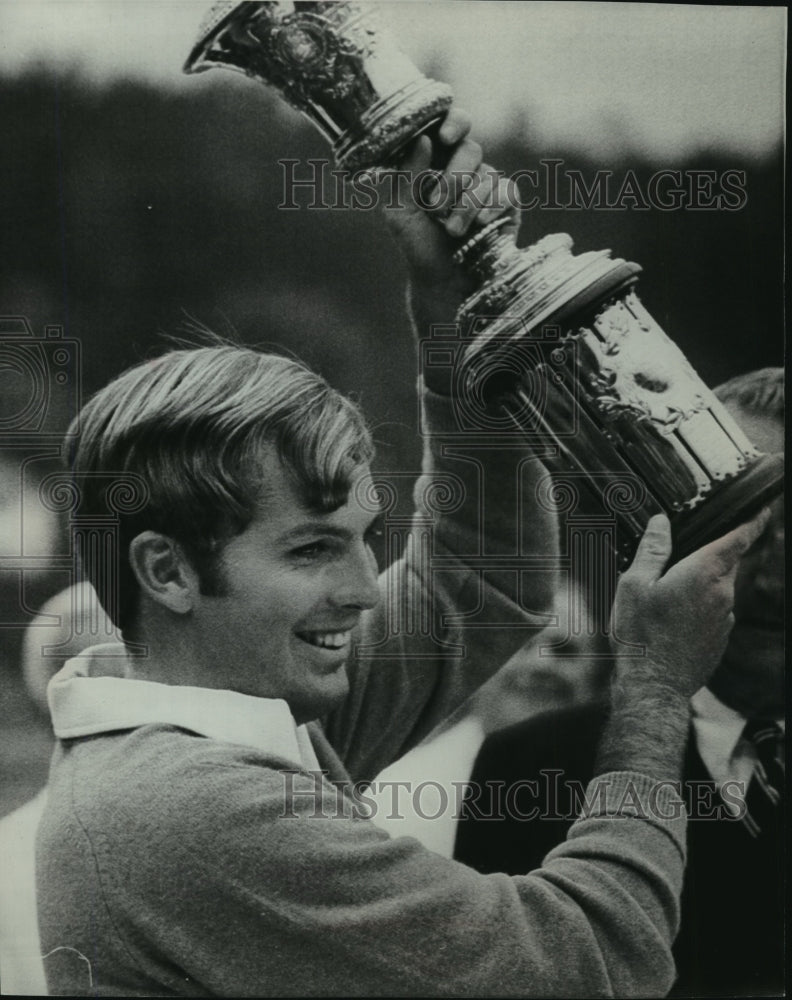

{"left": 0, "top": 2, "right": 786, "bottom": 157}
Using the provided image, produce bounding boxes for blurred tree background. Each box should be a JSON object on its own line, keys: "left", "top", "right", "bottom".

{"left": 0, "top": 61, "right": 784, "bottom": 813}
{"left": 1, "top": 69, "right": 783, "bottom": 438}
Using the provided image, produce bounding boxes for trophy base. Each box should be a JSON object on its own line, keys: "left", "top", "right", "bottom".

{"left": 453, "top": 230, "right": 784, "bottom": 575}
{"left": 670, "top": 451, "right": 784, "bottom": 564}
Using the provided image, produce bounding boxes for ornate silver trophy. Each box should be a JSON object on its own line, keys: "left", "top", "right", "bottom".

{"left": 184, "top": 1, "right": 783, "bottom": 567}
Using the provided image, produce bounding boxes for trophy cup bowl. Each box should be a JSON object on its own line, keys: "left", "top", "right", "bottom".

{"left": 185, "top": 1, "right": 783, "bottom": 567}
{"left": 184, "top": 1, "right": 453, "bottom": 172}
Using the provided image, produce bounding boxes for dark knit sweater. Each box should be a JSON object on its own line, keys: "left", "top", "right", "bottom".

{"left": 38, "top": 724, "right": 686, "bottom": 997}
{"left": 37, "top": 389, "right": 686, "bottom": 997}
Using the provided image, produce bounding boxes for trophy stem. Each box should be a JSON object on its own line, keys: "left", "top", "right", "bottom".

{"left": 453, "top": 218, "right": 521, "bottom": 279}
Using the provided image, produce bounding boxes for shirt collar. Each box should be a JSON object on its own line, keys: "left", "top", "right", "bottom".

{"left": 691, "top": 686, "right": 785, "bottom": 786}
{"left": 47, "top": 644, "right": 320, "bottom": 772}
{"left": 691, "top": 686, "right": 747, "bottom": 772}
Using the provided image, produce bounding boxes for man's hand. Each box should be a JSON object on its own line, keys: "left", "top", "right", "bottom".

{"left": 611, "top": 509, "right": 771, "bottom": 699}
{"left": 382, "top": 107, "right": 520, "bottom": 313}
{"left": 596, "top": 509, "right": 771, "bottom": 780}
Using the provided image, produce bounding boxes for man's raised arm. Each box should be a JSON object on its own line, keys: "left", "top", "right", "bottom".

{"left": 327, "top": 114, "right": 560, "bottom": 777}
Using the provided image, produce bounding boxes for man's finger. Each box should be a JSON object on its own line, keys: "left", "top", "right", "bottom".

{"left": 445, "top": 168, "right": 495, "bottom": 236}
{"left": 444, "top": 137, "right": 483, "bottom": 180}
{"left": 680, "top": 507, "right": 771, "bottom": 578}
{"left": 398, "top": 134, "right": 433, "bottom": 177}
{"left": 475, "top": 175, "right": 521, "bottom": 231}
{"left": 625, "top": 514, "right": 672, "bottom": 583}
{"left": 424, "top": 141, "right": 483, "bottom": 221}
{"left": 438, "top": 107, "right": 472, "bottom": 145}
{"left": 444, "top": 165, "right": 511, "bottom": 237}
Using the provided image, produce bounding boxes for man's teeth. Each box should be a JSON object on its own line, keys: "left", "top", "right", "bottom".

{"left": 299, "top": 631, "right": 351, "bottom": 650}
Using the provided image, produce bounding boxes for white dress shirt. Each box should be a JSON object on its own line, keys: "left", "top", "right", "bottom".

{"left": 690, "top": 686, "right": 785, "bottom": 816}
{"left": 48, "top": 643, "right": 321, "bottom": 772}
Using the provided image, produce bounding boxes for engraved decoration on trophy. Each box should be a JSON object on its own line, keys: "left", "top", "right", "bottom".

{"left": 184, "top": 1, "right": 452, "bottom": 172}
{"left": 185, "top": 1, "right": 783, "bottom": 567}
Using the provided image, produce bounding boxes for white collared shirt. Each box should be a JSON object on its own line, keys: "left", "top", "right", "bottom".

{"left": 47, "top": 644, "right": 321, "bottom": 773}
{"left": 691, "top": 686, "right": 785, "bottom": 815}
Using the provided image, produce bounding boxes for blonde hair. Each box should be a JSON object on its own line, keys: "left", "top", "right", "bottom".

{"left": 68, "top": 346, "right": 373, "bottom": 631}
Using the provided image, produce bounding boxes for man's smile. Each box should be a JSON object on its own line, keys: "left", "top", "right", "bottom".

{"left": 295, "top": 630, "right": 353, "bottom": 650}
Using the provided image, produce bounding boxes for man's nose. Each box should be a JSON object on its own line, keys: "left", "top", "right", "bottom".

{"left": 330, "top": 546, "right": 380, "bottom": 611}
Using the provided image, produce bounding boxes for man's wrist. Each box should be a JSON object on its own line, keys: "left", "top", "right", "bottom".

{"left": 610, "top": 662, "right": 692, "bottom": 713}
{"left": 595, "top": 668, "right": 691, "bottom": 781}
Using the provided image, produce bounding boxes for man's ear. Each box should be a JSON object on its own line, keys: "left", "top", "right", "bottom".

{"left": 128, "top": 531, "right": 197, "bottom": 616}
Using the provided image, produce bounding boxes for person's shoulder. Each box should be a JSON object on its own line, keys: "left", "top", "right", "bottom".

{"left": 37, "top": 727, "right": 358, "bottom": 928}
{"left": 49, "top": 725, "right": 303, "bottom": 833}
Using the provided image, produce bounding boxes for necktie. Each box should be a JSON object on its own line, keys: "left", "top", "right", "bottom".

{"left": 741, "top": 718, "right": 784, "bottom": 838}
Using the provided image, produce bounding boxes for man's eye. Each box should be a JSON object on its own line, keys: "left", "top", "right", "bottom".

{"left": 291, "top": 542, "right": 327, "bottom": 559}
{"left": 365, "top": 524, "right": 384, "bottom": 545}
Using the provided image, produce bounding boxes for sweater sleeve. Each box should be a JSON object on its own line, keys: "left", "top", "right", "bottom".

{"left": 95, "top": 753, "right": 685, "bottom": 999}
{"left": 325, "top": 382, "right": 560, "bottom": 783}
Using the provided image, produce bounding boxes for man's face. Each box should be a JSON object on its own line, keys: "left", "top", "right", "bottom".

{"left": 192, "top": 455, "right": 381, "bottom": 723}
{"left": 710, "top": 406, "right": 784, "bottom": 717}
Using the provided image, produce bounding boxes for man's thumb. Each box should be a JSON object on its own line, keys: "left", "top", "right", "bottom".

{"left": 627, "top": 513, "right": 673, "bottom": 582}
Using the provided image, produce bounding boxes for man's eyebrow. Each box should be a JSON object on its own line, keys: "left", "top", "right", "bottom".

{"left": 278, "top": 513, "right": 382, "bottom": 545}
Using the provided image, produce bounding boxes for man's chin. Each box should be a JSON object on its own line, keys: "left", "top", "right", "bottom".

{"left": 292, "top": 670, "right": 350, "bottom": 725}
{"left": 323, "top": 668, "right": 350, "bottom": 708}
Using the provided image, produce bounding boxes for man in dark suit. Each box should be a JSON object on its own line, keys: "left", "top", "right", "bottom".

{"left": 455, "top": 368, "right": 784, "bottom": 998}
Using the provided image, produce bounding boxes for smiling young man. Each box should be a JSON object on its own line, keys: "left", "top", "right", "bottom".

{"left": 95, "top": 352, "right": 383, "bottom": 721}
{"left": 35, "top": 114, "right": 769, "bottom": 998}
